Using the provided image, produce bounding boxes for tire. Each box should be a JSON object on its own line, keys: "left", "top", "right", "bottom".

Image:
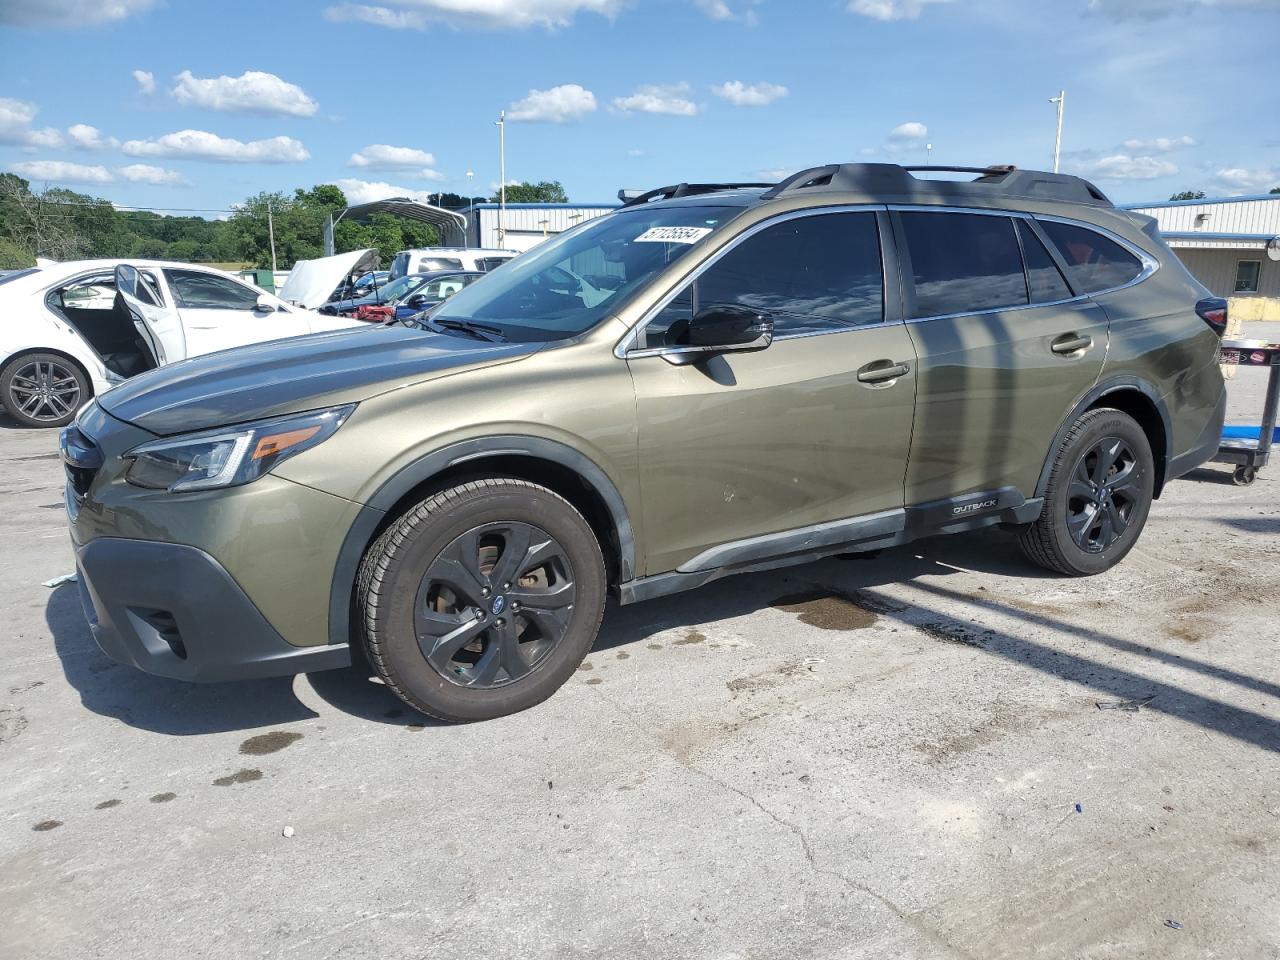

{"left": 1019, "top": 408, "right": 1155, "bottom": 576}
{"left": 358, "top": 479, "right": 607, "bottom": 722}
{"left": 0, "top": 352, "right": 89, "bottom": 428}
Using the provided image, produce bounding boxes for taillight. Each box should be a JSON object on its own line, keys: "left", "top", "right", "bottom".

{"left": 1196, "top": 297, "right": 1228, "bottom": 336}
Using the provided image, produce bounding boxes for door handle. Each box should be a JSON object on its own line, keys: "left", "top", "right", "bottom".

{"left": 857, "top": 360, "right": 910, "bottom": 384}
{"left": 1051, "top": 333, "right": 1093, "bottom": 355}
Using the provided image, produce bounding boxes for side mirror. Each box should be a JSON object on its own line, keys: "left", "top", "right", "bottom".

{"left": 406, "top": 293, "right": 428, "bottom": 308}
{"left": 254, "top": 294, "right": 276, "bottom": 313}
{"left": 664, "top": 303, "right": 773, "bottom": 359}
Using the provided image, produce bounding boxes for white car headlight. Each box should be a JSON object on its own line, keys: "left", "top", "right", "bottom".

{"left": 123, "top": 405, "right": 355, "bottom": 493}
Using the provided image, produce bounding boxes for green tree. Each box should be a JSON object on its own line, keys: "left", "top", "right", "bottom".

{"left": 491, "top": 180, "right": 568, "bottom": 203}
{"left": 1168, "top": 190, "right": 1206, "bottom": 201}
{"left": 1271, "top": 186, "right": 1280, "bottom": 194}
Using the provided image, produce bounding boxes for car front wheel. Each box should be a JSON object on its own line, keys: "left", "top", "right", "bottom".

{"left": 1019, "top": 408, "right": 1155, "bottom": 576}
{"left": 358, "top": 479, "right": 607, "bottom": 722}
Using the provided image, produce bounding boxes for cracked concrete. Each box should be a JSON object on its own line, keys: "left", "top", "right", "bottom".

{"left": 1, "top": 348, "right": 1278, "bottom": 959}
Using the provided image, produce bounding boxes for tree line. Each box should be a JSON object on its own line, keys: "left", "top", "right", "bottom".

{"left": 0, "top": 174, "right": 569, "bottom": 270}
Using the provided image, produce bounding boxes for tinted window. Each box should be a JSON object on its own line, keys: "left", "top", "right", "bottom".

{"left": 419, "top": 257, "right": 464, "bottom": 272}
{"left": 1038, "top": 220, "right": 1143, "bottom": 293}
{"left": 639, "top": 212, "right": 883, "bottom": 347}
{"left": 1017, "top": 221, "right": 1073, "bottom": 302}
{"left": 478, "top": 257, "right": 512, "bottom": 271}
{"left": 901, "top": 212, "right": 1027, "bottom": 317}
{"left": 167, "top": 270, "right": 260, "bottom": 310}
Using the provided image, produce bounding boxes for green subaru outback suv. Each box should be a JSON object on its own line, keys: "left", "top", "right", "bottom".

{"left": 62, "top": 163, "right": 1227, "bottom": 721}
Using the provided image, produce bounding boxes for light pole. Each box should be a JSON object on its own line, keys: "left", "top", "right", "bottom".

{"left": 926, "top": 142, "right": 933, "bottom": 163}
{"left": 1049, "top": 90, "right": 1065, "bottom": 173}
{"left": 495, "top": 110, "right": 507, "bottom": 247}
{"left": 465, "top": 168, "right": 474, "bottom": 248}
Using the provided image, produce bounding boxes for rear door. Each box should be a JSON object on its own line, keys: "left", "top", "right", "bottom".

{"left": 163, "top": 268, "right": 309, "bottom": 357}
{"left": 114, "top": 264, "right": 186, "bottom": 364}
{"left": 894, "top": 209, "right": 1108, "bottom": 509}
{"left": 626, "top": 208, "right": 918, "bottom": 575}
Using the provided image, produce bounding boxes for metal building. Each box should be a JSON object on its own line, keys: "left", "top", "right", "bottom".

{"left": 1121, "top": 194, "right": 1280, "bottom": 320}
{"left": 464, "top": 203, "right": 618, "bottom": 253}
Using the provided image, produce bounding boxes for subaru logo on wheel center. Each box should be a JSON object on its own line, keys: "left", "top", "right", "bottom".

{"left": 491, "top": 596, "right": 506, "bottom": 615}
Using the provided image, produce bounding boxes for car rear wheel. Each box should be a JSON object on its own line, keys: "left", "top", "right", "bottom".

{"left": 358, "top": 479, "right": 607, "bottom": 722}
{"left": 1019, "top": 408, "right": 1155, "bottom": 576}
{"left": 0, "top": 352, "right": 88, "bottom": 428}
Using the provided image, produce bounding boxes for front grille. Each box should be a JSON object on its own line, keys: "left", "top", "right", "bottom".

{"left": 59, "top": 424, "right": 103, "bottom": 500}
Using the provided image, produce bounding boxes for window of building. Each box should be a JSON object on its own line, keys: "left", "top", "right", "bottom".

{"left": 900, "top": 212, "right": 1028, "bottom": 318}
{"left": 1235, "top": 259, "right": 1261, "bottom": 293}
{"left": 638, "top": 211, "right": 884, "bottom": 348}
{"left": 1038, "top": 219, "right": 1144, "bottom": 294}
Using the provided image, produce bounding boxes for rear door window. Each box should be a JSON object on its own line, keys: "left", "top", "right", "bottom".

{"left": 1037, "top": 220, "right": 1143, "bottom": 293}
{"left": 900, "top": 212, "right": 1028, "bottom": 318}
{"left": 1017, "top": 221, "right": 1073, "bottom": 303}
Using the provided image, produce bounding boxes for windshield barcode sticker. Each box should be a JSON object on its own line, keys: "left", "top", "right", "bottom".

{"left": 634, "top": 226, "right": 713, "bottom": 244}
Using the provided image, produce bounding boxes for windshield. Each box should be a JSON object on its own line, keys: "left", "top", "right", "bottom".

{"left": 372, "top": 275, "right": 422, "bottom": 302}
{"left": 433, "top": 205, "right": 738, "bottom": 341}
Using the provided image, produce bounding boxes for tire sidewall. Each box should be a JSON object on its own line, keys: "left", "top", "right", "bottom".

{"left": 1, "top": 352, "right": 89, "bottom": 428}
{"left": 368, "top": 484, "right": 605, "bottom": 722}
{"left": 1044, "top": 411, "right": 1155, "bottom": 575}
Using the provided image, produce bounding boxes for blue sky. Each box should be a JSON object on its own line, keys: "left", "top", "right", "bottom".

{"left": 1, "top": 0, "right": 1278, "bottom": 215}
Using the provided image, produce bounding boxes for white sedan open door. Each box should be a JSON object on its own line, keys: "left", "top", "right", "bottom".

{"left": 114, "top": 264, "right": 186, "bottom": 365}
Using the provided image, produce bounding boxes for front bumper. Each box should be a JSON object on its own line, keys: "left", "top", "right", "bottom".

{"left": 75, "top": 537, "right": 351, "bottom": 682}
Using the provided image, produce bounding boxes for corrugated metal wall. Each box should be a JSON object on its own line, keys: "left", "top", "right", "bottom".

{"left": 472, "top": 205, "right": 617, "bottom": 252}
{"left": 1174, "top": 249, "right": 1280, "bottom": 298}
{"left": 1126, "top": 197, "right": 1280, "bottom": 235}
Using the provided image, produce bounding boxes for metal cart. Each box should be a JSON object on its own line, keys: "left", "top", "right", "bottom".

{"left": 1214, "top": 338, "right": 1280, "bottom": 485}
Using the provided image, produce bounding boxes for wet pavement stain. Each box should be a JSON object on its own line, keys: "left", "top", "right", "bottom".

{"left": 615, "top": 651, "right": 630, "bottom": 660}
{"left": 674, "top": 630, "right": 706, "bottom": 645}
{"left": 771, "top": 591, "right": 879, "bottom": 631}
{"left": 577, "top": 660, "right": 594, "bottom": 671}
{"left": 405, "top": 724, "right": 426, "bottom": 732}
{"left": 94, "top": 799, "right": 122, "bottom": 810}
{"left": 212, "top": 769, "right": 262, "bottom": 787}
{"left": 585, "top": 678, "right": 604, "bottom": 685}
{"left": 150, "top": 792, "right": 177, "bottom": 803}
{"left": 918, "top": 621, "right": 990, "bottom": 648}
{"left": 239, "top": 731, "right": 303, "bottom": 755}
{"left": 32, "top": 820, "right": 62, "bottom": 831}
{"left": 646, "top": 643, "right": 663, "bottom": 650}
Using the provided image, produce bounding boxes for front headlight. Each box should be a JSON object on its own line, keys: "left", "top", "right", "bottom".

{"left": 123, "top": 405, "right": 355, "bottom": 493}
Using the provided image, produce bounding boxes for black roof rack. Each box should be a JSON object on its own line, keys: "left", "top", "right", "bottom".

{"left": 618, "top": 182, "right": 774, "bottom": 207}
{"left": 759, "top": 162, "right": 1112, "bottom": 207}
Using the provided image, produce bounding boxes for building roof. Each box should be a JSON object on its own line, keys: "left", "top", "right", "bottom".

{"left": 1120, "top": 193, "right": 1280, "bottom": 210}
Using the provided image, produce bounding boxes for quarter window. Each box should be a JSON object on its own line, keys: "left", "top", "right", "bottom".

{"left": 1235, "top": 259, "right": 1261, "bottom": 293}
{"left": 1017, "top": 221, "right": 1073, "bottom": 303}
{"left": 166, "top": 270, "right": 261, "bottom": 310}
{"left": 901, "top": 212, "right": 1028, "bottom": 318}
{"left": 638, "top": 211, "right": 884, "bottom": 347}
{"left": 1038, "top": 219, "right": 1143, "bottom": 294}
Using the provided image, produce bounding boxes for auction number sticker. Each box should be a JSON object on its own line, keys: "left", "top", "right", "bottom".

{"left": 634, "top": 226, "right": 713, "bottom": 244}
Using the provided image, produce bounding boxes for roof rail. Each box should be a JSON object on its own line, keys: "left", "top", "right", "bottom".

{"left": 760, "top": 162, "right": 1112, "bottom": 207}
{"left": 618, "top": 182, "right": 774, "bottom": 207}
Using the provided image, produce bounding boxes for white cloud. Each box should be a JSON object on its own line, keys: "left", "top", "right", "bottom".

{"left": 889, "top": 121, "right": 928, "bottom": 141}
{"left": 118, "top": 163, "right": 185, "bottom": 185}
{"left": 758, "top": 167, "right": 794, "bottom": 181}
{"left": 1119, "top": 135, "right": 1197, "bottom": 153}
{"left": 10, "top": 160, "right": 113, "bottom": 184}
{"left": 848, "top": 0, "right": 952, "bottom": 20}
{"left": 696, "top": 0, "right": 734, "bottom": 18}
{"left": 122, "top": 129, "right": 310, "bottom": 163}
{"left": 0, "top": 0, "right": 155, "bottom": 27}
{"left": 626, "top": 148, "right": 647, "bottom": 157}
{"left": 507, "top": 84, "right": 598, "bottom": 122}
{"left": 349, "top": 143, "right": 443, "bottom": 179}
{"left": 711, "top": 80, "right": 788, "bottom": 106}
{"left": 612, "top": 83, "right": 698, "bottom": 116}
{"left": 332, "top": 177, "right": 447, "bottom": 205}
{"left": 1069, "top": 154, "right": 1178, "bottom": 180}
{"left": 171, "top": 70, "right": 319, "bottom": 117}
{"left": 133, "top": 69, "right": 156, "bottom": 95}
{"left": 66, "top": 124, "right": 119, "bottom": 150}
{"left": 1213, "top": 166, "right": 1280, "bottom": 192}
{"left": 322, "top": 0, "right": 621, "bottom": 30}
{"left": 0, "top": 98, "right": 63, "bottom": 149}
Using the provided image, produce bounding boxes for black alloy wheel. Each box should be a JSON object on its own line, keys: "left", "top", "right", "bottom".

{"left": 1065, "top": 437, "right": 1141, "bottom": 553}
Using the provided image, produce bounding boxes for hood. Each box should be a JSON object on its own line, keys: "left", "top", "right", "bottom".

{"left": 278, "top": 248, "right": 379, "bottom": 309}
{"left": 97, "top": 325, "right": 540, "bottom": 436}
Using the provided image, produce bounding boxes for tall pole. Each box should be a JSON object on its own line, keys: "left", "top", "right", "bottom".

{"left": 496, "top": 110, "right": 507, "bottom": 247}
{"left": 465, "top": 168, "right": 474, "bottom": 248}
{"left": 1049, "top": 90, "right": 1065, "bottom": 173}
{"left": 267, "top": 201, "right": 277, "bottom": 273}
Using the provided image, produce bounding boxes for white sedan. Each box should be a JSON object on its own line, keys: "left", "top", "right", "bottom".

{"left": 0, "top": 256, "right": 367, "bottom": 427}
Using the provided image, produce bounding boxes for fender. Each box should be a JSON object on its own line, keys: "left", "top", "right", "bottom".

{"left": 1034, "top": 375, "right": 1173, "bottom": 499}
{"left": 326, "top": 435, "right": 637, "bottom": 648}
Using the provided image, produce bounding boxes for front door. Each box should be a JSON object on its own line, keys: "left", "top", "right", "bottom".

{"left": 625, "top": 209, "right": 918, "bottom": 576}
{"left": 893, "top": 210, "right": 1108, "bottom": 506}
{"left": 163, "top": 268, "right": 309, "bottom": 357}
{"left": 114, "top": 264, "right": 186, "bottom": 364}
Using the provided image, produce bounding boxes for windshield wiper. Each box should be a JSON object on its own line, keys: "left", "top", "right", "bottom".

{"left": 426, "top": 317, "right": 507, "bottom": 343}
